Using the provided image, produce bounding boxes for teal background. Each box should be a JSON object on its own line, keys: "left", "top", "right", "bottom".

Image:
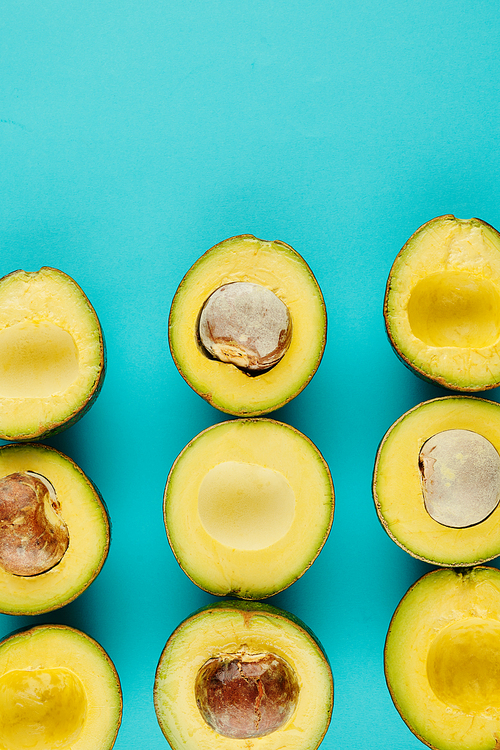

{"left": 1, "top": 1, "right": 500, "bottom": 747}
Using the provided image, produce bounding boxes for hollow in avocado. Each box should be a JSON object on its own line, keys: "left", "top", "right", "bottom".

{"left": 386, "top": 567, "right": 500, "bottom": 750}
{"left": 384, "top": 215, "right": 500, "bottom": 391}
{"left": 0, "top": 623, "right": 122, "bottom": 750}
{"left": 164, "top": 418, "right": 333, "bottom": 599}
{"left": 0, "top": 267, "right": 105, "bottom": 440}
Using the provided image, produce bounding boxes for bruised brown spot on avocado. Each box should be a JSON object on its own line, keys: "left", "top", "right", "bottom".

{"left": 419, "top": 429, "right": 500, "bottom": 528}
{"left": 0, "top": 472, "right": 69, "bottom": 576}
{"left": 198, "top": 282, "right": 292, "bottom": 373}
{"left": 195, "top": 649, "right": 299, "bottom": 739}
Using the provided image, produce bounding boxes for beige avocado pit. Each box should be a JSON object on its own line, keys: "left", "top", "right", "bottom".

{"left": 384, "top": 215, "right": 500, "bottom": 391}
{"left": 0, "top": 443, "right": 110, "bottom": 615}
{"left": 373, "top": 396, "right": 500, "bottom": 567}
{"left": 164, "top": 418, "right": 333, "bottom": 599}
{"left": 0, "top": 623, "right": 122, "bottom": 750}
{"left": 0, "top": 267, "right": 105, "bottom": 440}
{"left": 385, "top": 567, "right": 500, "bottom": 750}
{"left": 154, "top": 600, "right": 333, "bottom": 750}
{"left": 169, "top": 235, "right": 326, "bottom": 416}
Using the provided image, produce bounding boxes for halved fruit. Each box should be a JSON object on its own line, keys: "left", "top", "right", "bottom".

{"left": 384, "top": 215, "right": 500, "bottom": 390}
{"left": 0, "top": 623, "right": 122, "bottom": 750}
{"left": 164, "top": 418, "right": 333, "bottom": 599}
{"left": 385, "top": 566, "right": 500, "bottom": 750}
{"left": 373, "top": 396, "right": 500, "bottom": 566}
{"left": 0, "top": 443, "right": 110, "bottom": 615}
{"left": 169, "top": 235, "right": 326, "bottom": 416}
{"left": 0, "top": 267, "right": 105, "bottom": 440}
{"left": 154, "top": 600, "right": 333, "bottom": 750}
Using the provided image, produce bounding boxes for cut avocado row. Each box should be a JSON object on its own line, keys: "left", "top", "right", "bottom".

{"left": 161, "top": 238, "right": 334, "bottom": 748}
{"left": 374, "top": 396, "right": 500, "bottom": 750}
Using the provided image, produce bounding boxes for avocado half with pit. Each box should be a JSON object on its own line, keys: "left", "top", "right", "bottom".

{"left": 0, "top": 442, "right": 110, "bottom": 615}
{"left": 164, "top": 418, "right": 333, "bottom": 599}
{"left": 0, "top": 267, "right": 105, "bottom": 440}
{"left": 154, "top": 599, "right": 333, "bottom": 750}
{"left": 384, "top": 215, "right": 500, "bottom": 390}
{"left": 169, "top": 235, "right": 326, "bottom": 416}
{"left": 385, "top": 566, "right": 500, "bottom": 750}
{"left": 0, "top": 623, "right": 122, "bottom": 750}
{"left": 373, "top": 395, "right": 500, "bottom": 567}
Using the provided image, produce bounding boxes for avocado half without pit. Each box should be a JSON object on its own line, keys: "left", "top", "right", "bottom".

{"left": 384, "top": 215, "right": 500, "bottom": 390}
{"left": 385, "top": 567, "right": 500, "bottom": 750}
{"left": 0, "top": 624, "right": 122, "bottom": 750}
{"left": 373, "top": 396, "right": 500, "bottom": 567}
{"left": 0, "top": 267, "right": 105, "bottom": 440}
{"left": 169, "top": 235, "right": 326, "bottom": 416}
{"left": 164, "top": 418, "right": 333, "bottom": 599}
{"left": 0, "top": 442, "right": 110, "bottom": 615}
{"left": 154, "top": 600, "right": 333, "bottom": 750}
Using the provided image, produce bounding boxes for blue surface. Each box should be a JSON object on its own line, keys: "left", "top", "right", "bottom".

{"left": 1, "top": 1, "right": 500, "bottom": 747}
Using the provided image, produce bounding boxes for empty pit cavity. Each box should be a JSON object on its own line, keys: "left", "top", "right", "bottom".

{"left": 427, "top": 617, "right": 500, "bottom": 714}
{"left": 197, "top": 461, "right": 295, "bottom": 550}
{"left": 0, "top": 667, "right": 87, "bottom": 749}
{"left": 419, "top": 429, "right": 500, "bottom": 528}
{"left": 0, "top": 321, "right": 79, "bottom": 398}
{"left": 407, "top": 272, "right": 500, "bottom": 348}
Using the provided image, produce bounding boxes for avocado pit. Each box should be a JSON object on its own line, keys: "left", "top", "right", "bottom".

{"left": 419, "top": 429, "right": 500, "bottom": 528}
{"left": 195, "top": 649, "right": 299, "bottom": 739}
{"left": 198, "top": 282, "right": 292, "bottom": 372}
{"left": 0, "top": 472, "right": 69, "bottom": 576}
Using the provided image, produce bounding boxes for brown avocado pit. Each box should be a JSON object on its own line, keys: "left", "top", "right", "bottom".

{"left": 195, "top": 649, "right": 299, "bottom": 739}
{"left": 419, "top": 429, "right": 500, "bottom": 528}
{"left": 198, "top": 282, "right": 292, "bottom": 373}
{"left": 0, "top": 471, "right": 69, "bottom": 577}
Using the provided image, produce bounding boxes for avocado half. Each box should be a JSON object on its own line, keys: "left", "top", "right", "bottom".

{"left": 0, "top": 443, "right": 110, "bottom": 615}
{"left": 164, "top": 418, "right": 334, "bottom": 599}
{"left": 0, "top": 267, "right": 105, "bottom": 440}
{"left": 373, "top": 396, "right": 500, "bottom": 567}
{"left": 168, "top": 235, "right": 326, "bottom": 416}
{"left": 0, "top": 623, "right": 122, "bottom": 750}
{"left": 154, "top": 600, "right": 333, "bottom": 750}
{"left": 384, "top": 215, "right": 500, "bottom": 391}
{"left": 385, "top": 566, "right": 500, "bottom": 750}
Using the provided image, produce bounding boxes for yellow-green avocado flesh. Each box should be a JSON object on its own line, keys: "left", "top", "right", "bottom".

{"left": 0, "top": 443, "right": 110, "bottom": 615}
{"left": 154, "top": 600, "right": 333, "bottom": 750}
{"left": 386, "top": 567, "right": 500, "bottom": 750}
{"left": 168, "top": 235, "right": 326, "bottom": 416}
{"left": 0, "top": 267, "right": 105, "bottom": 440}
{"left": 164, "top": 418, "right": 334, "bottom": 599}
{"left": 373, "top": 396, "right": 500, "bottom": 567}
{"left": 385, "top": 215, "right": 500, "bottom": 391}
{"left": 0, "top": 624, "right": 122, "bottom": 750}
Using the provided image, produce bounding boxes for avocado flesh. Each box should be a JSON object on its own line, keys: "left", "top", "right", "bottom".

{"left": 154, "top": 600, "right": 333, "bottom": 750}
{"left": 169, "top": 235, "right": 326, "bottom": 416}
{"left": 164, "top": 419, "right": 333, "bottom": 599}
{"left": 0, "top": 443, "right": 109, "bottom": 615}
{"left": 0, "top": 624, "right": 122, "bottom": 750}
{"left": 373, "top": 396, "right": 500, "bottom": 566}
{"left": 0, "top": 268, "right": 105, "bottom": 440}
{"left": 385, "top": 216, "right": 500, "bottom": 390}
{"left": 385, "top": 567, "right": 500, "bottom": 750}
